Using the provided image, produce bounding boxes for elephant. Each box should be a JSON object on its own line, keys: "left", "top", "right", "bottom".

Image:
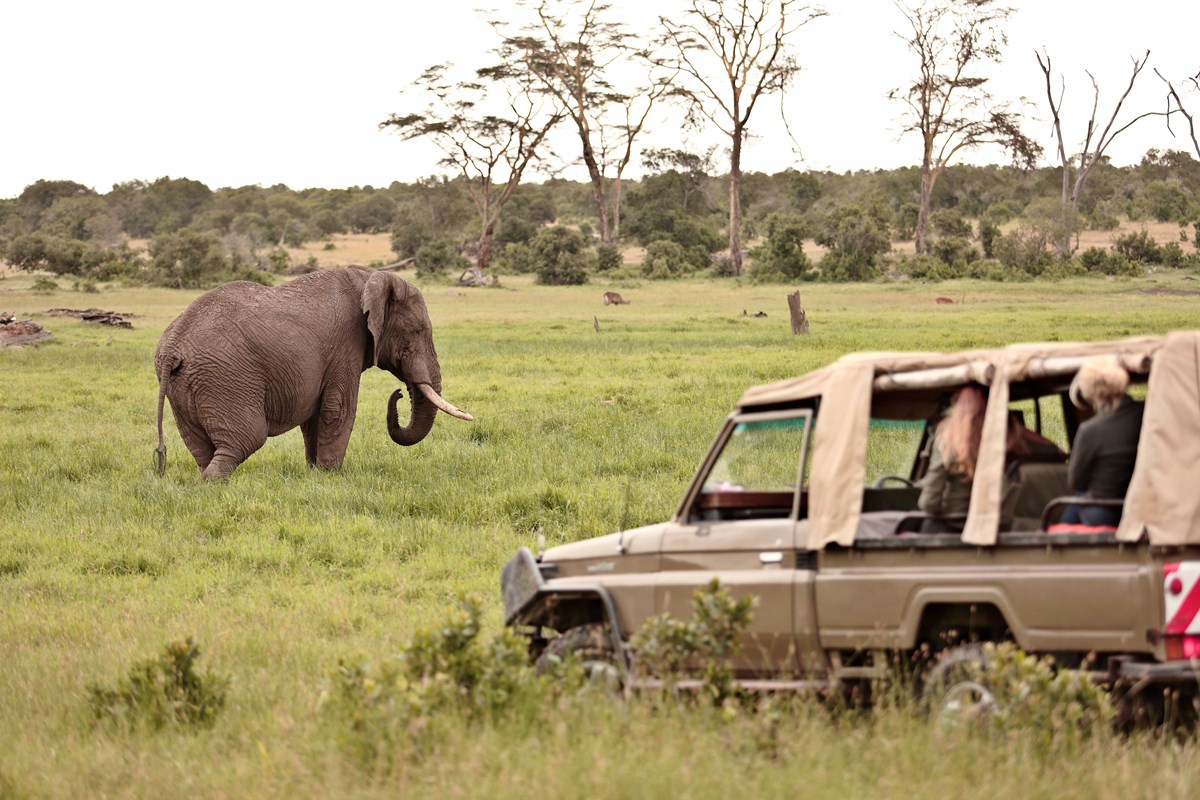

{"left": 154, "top": 265, "right": 472, "bottom": 480}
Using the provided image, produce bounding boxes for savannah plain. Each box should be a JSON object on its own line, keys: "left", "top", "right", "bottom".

{"left": 3, "top": 232, "right": 1200, "bottom": 798}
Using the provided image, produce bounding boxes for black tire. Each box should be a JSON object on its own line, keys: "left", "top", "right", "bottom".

{"left": 536, "top": 623, "right": 620, "bottom": 686}
{"left": 921, "top": 644, "right": 999, "bottom": 728}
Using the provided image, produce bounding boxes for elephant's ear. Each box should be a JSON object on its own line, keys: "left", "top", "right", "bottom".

{"left": 363, "top": 271, "right": 391, "bottom": 367}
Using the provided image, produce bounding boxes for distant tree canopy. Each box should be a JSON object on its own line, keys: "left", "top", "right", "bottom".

{"left": 2, "top": 146, "right": 1199, "bottom": 288}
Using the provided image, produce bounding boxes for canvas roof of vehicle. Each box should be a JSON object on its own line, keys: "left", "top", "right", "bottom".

{"left": 736, "top": 331, "right": 1200, "bottom": 549}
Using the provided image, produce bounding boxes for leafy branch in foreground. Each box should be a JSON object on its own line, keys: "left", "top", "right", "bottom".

{"left": 87, "top": 637, "right": 229, "bottom": 731}
{"left": 631, "top": 578, "right": 755, "bottom": 704}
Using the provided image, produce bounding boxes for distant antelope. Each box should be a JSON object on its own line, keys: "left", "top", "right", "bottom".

{"left": 935, "top": 296, "right": 956, "bottom": 305}
{"left": 602, "top": 291, "right": 630, "bottom": 305}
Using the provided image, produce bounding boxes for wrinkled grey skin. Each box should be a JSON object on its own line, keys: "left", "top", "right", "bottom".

{"left": 154, "top": 266, "right": 471, "bottom": 480}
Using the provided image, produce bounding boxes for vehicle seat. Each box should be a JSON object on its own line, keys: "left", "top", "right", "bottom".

{"left": 1006, "top": 460, "right": 1070, "bottom": 531}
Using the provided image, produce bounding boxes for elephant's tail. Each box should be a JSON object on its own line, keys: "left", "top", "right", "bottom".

{"left": 154, "top": 355, "right": 180, "bottom": 477}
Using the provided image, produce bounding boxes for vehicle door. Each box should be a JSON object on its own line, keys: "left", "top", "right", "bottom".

{"left": 656, "top": 409, "right": 816, "bottom": 676}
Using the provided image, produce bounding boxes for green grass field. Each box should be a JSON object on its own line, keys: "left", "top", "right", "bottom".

{"left": 2, "top": 270, "right": 1200, "bottom": 798}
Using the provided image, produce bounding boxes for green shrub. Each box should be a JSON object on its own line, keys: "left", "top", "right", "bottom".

{"left": 415, "top": 240, "right": 469, "bottom": 280}
{"left": 901, "top": 254, "right": 961, "bottom": 281}
{"left": 319, "top": 595, "right": 536, "bottom": 765}
{"left": 631, "top": 579, "right": 754, "bottom": 705}
{"left": 955, "top": 643, "right": 1114, "bottom": 754}
{"left": 146, "top": 230, "right": 234, "bottom": 289}
{"left": 929, "top": 237, "right": 978, "bottom": 271}
{"left": 931, "top": 209, "right": 972, "bottom": 239}
{"left": 266, "top": 249, "right": 290, "bottom": 274}
{"left": 977, "top": 217, "right": 1000, "bottom": 258}
{"left": 494, "top": 242, "right": 534, "bottom": 274}
{"left": 993, "top": 230, "right": 1053, "bottom": 276}
{"left": 641, "top": 239, "right": 709, "bottom": 279}
{"left": 87, "top": 638, "right": 229, "bottom": 731}
{"left": 531, "top": 226, "right": 588, "bottom": 285}
{"left": 749, "top": 214, "right": 813, "bottom": 282}
{"left": 1079, "top": 246, "right": 1109, "bottom": 272}
{"left": 1113, "top": 230, "right": 1164, "bottom": 264}
{"left": 814, "top": 202, "right": 891, "bottom": 281}
{"left": 817, "top": 252, "right": 880, "bottom": 282}
{"left": 594, "top": 243, "right": 622, "bottom": 272}
{"left": 30, "top": 276, "right": 59, "bottom": 293}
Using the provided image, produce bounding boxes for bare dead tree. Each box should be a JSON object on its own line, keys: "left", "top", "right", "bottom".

{"left": 658, "top": 0, "right": 827, "bottom": 276}
{"left": 891, "top": 0, "right": 1040, "bottom": 255}
{"left": 493, "top": 0, "right": 675, "bottom": 243}
{"left": 380, "top": 63, "right": 564, "bottom": 282}
{"left": 1157, "top": 67, "right": 1200, "bottom": 160}
{"left": 1037, "top": 50, "right": 1162, "bottom": 254}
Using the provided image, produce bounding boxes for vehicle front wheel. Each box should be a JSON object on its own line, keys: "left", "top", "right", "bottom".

{"left": 535, "top": 623, "right": 621, "bottom": 688}
{"left": 922, "top": 644, "right": 999, "bottom": 728}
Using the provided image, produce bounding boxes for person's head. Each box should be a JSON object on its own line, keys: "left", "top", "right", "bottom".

{"left": 939, "top": 384, "right": 986, "bottom": 479}
{"left": 1069, "top": 357, "right": 1129, "bottom": 416}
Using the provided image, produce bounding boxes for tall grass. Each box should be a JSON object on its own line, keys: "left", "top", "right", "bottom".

{"left": 2, "top": 270, "right": 1199, "bottom": 797}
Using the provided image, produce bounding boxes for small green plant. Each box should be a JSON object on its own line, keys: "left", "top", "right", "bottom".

{"left": 319, "top": 594, "right": 537, "bottom": 766}
{"left": 72, "top": 278, "right": 99, "bottom": 293}
{"left": 631, "top": 579, "right": 754, "bottom": 705}
{"left": 949, "top": 643, "right": 1114, "bottom": 753}
{"left": 87, "top": 638, "right": 229, "bottom": 731}
{"left": 31, "top": 276, "right": 59, "bottom": 293}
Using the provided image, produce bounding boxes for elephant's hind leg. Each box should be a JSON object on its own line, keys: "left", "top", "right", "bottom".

{"left": 201, "top": 417, "right": 268, "bottom": 481}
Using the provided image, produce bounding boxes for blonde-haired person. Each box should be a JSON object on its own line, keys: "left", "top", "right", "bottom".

{"left": 1062, "top": 357, "right": 1145, "bottom": 527}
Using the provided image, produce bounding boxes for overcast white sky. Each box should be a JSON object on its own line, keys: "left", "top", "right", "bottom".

{"left": 2, "top": 1, "right": 1197, "bottom": 199}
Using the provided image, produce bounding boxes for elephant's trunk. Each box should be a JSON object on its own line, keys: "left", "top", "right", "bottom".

{"left": 387, "top": 384, "right": 437, "bottom": 447}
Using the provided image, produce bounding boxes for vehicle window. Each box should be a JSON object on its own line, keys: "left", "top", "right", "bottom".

{"left": 1008, "top": 397, "right": 1068, "bottom": 452}
{"left": 704, "top": 417, "right": 811, "bottom": 493}
{"left": 864, "top": 418, "right": 925, "bottom": 486}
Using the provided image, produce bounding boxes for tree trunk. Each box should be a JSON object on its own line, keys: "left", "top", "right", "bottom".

{"left": 787, "top": 291, "right": 809, "bottom": 334}
{"left": 476, "top": 220, "right": 496, "bottom": 273}
{"left": 610, "top": 175, "right": 624, "bottom": 242}
{"left": 728, "top": 129, "right": 744, "bottom": 276}
{"left": 581, "top": 137, "right": 611, "bottom": 244}
{"left": 914, "top": 164, "right": 934, "bottom": 255}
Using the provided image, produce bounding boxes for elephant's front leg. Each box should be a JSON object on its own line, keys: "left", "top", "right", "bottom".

{"left": 305, "top": 382, "right": 359, "bottom": 470}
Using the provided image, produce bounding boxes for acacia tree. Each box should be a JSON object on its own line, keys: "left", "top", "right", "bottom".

{"left": 493, "top": 0, "right": 674, "bottom": 243}
{"left": 1036, "top": 51, "right": 1162, "bottom": 254}
{"left": 1157, "top": 68, "right": 1200, "bottom": 160}
{"left": 891, "top": 0, "right": 1040, "bottom": 255}
{"left": 659, "top": 0, "right": 827, "bottom": 276}
{"left": 380, "top": 63, "right": 563, "bottom": 282}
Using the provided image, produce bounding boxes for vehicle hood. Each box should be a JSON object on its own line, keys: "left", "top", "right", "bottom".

{"left": 544, "top": 523, "right": 667, "bottom": 562}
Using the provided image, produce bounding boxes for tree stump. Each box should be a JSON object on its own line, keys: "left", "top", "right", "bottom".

{"left": 787, "top": 291, "right": 809, "bottom": 334}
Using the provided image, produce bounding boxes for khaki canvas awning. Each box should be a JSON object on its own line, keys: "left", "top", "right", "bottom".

{"left": 736, "top": 333, "right": 1194, "bottom": 549}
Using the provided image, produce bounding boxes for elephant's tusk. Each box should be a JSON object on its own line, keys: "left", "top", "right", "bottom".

{"left": 418, "top": 382, "right": 474, "bottom": 421}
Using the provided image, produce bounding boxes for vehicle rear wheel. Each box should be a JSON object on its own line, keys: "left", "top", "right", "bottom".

{"left": 535, "top": 623, "right": 621, "bottom": 688}
{"left": 922, "top": 644, "right": 999, "bottom": 728}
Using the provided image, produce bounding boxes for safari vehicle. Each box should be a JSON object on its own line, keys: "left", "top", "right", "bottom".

{"left": 501, "top": 331, "right": 1200, "bottom": 712}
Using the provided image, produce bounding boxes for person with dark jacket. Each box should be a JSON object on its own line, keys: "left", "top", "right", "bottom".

{"left": 1062, "top": 357, "right": 1145, "bottom": 527}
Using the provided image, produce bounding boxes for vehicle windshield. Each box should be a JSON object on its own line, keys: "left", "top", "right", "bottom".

{"left": 703, "top": 416, "right": 811, "bottom": 493}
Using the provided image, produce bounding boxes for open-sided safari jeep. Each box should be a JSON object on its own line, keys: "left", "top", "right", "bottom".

{"left": 501, "top": 331, "right": 1200, "bottom": 711}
